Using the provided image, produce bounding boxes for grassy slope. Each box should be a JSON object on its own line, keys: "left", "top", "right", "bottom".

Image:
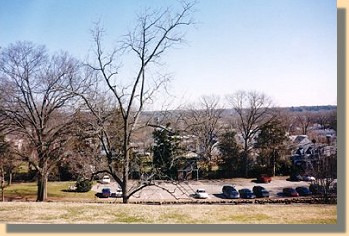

{"left": 0, "top": 202, "right": 336, "bottom": 224}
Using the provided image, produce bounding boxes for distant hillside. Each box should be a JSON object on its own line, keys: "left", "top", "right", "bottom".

{"left": 145, "top": 105, "right": 337, "bottom": 116}
{"left": 287, "top": 105, "right": 336, "bottom": 112}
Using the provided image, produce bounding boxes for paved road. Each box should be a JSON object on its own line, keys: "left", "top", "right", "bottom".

{"left": 92, "top": 176, "right": 312, "bottom": 201}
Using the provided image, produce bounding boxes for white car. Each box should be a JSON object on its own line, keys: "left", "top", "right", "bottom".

{"left": 101, "top": 175, "right": 111, "bottom": 184}
{"left": 111, "top": 188, "right": 123, "bottom": 198}
{"left": 302, "top": 175, "right": 316, "bottom": 181}
{"left": 194, "top": 188, "right": 209, "bottom": 199}
{"left": 115, "top": 188, "right": 122, "bottom": 197}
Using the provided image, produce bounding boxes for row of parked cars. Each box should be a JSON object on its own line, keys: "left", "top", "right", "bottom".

{"left": 258, "top": 173, "right": 317, "bottom": 183}
{"left": 100, "top": 185, "right": 321, "bottom": 199}
{"left": 96, "top": 174, "right": 335, "bottom": 199}
{"left": 287, "top": 174, "right": 316, "bottom": 182}
{"left": 96, "top": 187, "right": 122, "bottom": 198}
{"left": 194, "top": 185, "right": 315, "bottom": 199}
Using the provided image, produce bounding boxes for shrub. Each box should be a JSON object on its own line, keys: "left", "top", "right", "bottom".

{"left": 75, "top": 178, "right": 92, "bottom": 192}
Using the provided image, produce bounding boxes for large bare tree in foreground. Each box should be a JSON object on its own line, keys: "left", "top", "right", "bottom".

{"left": 82, "top": 2, "right": 195, "bottom": 203}
{"left": 0, "top": 42, "right": 83, "bottom": 201}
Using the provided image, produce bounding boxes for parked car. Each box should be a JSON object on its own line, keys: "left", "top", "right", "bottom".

{"left": 101, "top": 188, "right": 111, "bottom": 198}
{"left": 194, "top": 189, "right": 209, "bottom": 199}
{"left": 302, "top": 175, "right": 316, "bottom": 182}
{"left": 115, "top": 188, "right": 123, "bottom": 197}
{"left": 111, "top": 188, "right": 123, "bottom": 198}
{"left": 222, "top": 185, "right": 240, "bottom": 199}
{"left": 252, "top": 186, "right": 270, "bottom": 198}
{"left": 101, "top": 175, "right": 111, "bottom": 184}
{"left": 329, "top": 179, "right": 337, "bottom": 193}
{"left": 287, "top": 174, "right": 302, "bottom": 182}
{"left": 239, "top": 188, "right": 256, "bottom": 199}
{"left": 296, "top": 187, "right": 312, "bottom": 196}
{"left": 257, "top": 174, "right": 272, "bottom": 183}
{"left": 309, "top": 184, "right": 325, "bottom": 195}
{"left": 282, "top": 188, "right": 299, "bottom": 197}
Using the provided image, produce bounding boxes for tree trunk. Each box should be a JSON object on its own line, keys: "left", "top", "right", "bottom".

{"left": 244, "top": 155, "right": 249, "bottom": 178}
{"left": 7, "top": 171, "right": 12, "bottom": 186}
{"left": 37, "top": 172, "right": 48, "bottom": 202}
{"left": 122, "top": 123, "right": 130, "bottom": 204}
{"left": 272, "top": 150, "right": 276, "bottom": 177}
{"left": 0, "top": 168, "right": 5, "bottom": 202}
{"left": 1, "top": 187, "right": 4, "bottom": 202}
{"left": 1, "top": 172, "right": 5, "bottom": 202}
{"left": 244, "top": 140, "right": 249, "bottom": 178}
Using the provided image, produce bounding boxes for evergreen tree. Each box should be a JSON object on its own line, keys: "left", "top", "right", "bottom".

{"left": 217, "top": 131, "right": 242, "bottom": 177}
{"left": 255, "top": 120, "right": 288, "bottom": 176}
{"left": 152, "top": 124, "right": 182, "bottom": 179}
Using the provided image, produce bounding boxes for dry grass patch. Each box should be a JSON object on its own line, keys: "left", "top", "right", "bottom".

{"left": 0, "top": 202, "right": 336, "bottom": 224}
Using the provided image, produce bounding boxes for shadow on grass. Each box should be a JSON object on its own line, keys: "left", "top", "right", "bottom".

{"left": 61, "top": 189, "right": 77, "bottom": 193}
{"left": 94, "top": 192, "right": 120, "bottom": 198}
{"left": 212, "top": 193, "right": 226, "bottom": 199}
{"left": 250, "top": 179, "right": 273, "bottom": 184}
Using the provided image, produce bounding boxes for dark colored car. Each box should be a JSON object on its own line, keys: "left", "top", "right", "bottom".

{"left": 287, "top": 174, "right": 302, "bottom": 182}
{"left": 329, "top": 180, "right": 337, "bottom": 194}
{"left": 222, "top": 185, "right": 240, "bottom": 199}
{"left": 252, "top": 186, "right": 270, "bottom": 198}
{"left": 257, "top": 174, "right": 272, "bottom": 183}
{"left": 239, "top": 188, "right": 256, "bottom": 199}
{"left": 309, "top": 184, "right": 325, "bottom": 195}
{"left": 283, "top": 188, "right": 299, "bottom": 197}
{"left": 101, "top": 188, "right": 111, "bottom": 198}
{"left": 296, "top": 187, "right": 312, "bottom": 196}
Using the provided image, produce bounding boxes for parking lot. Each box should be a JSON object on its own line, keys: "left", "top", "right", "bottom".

{"left": 92, "top": 176, "right": 313, "bottom": 201}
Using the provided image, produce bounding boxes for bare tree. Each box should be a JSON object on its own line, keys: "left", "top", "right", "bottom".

{"left": 295, "top": 112, "right": 313, "bottom": 135}
{"left": 81, "top": 2, "right": 195, "bottom": 203}
{"left": 0, "top": 41, "right": 83, "bottom": 201}
{"left": 312, "top": 149, "right": 337, "bottom": 203}
{"left": 313, "top": 109, "right": 337, "bottom": 131}
{"left": 184, "top": 95, "right": 223, "bottom": 172}
{"left": 56, "top": 111, "right": 104, "bottom": 181}
{"left": 276, "top": 109, "right": 297, "bottom": 135}
{"left": 0, "top": 135, "right": 10, "bottom": 201}
{"left": 226, "top": 90, "right": 277, "bottom": 177}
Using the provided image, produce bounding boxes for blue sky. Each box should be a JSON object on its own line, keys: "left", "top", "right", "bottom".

{"left": 0, "top": 0, "right": 337, "bottom": 109}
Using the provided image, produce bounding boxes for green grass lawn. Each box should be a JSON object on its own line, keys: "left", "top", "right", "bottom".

{"left": 2, "top": 181, "right": 96, "bottom": 201}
